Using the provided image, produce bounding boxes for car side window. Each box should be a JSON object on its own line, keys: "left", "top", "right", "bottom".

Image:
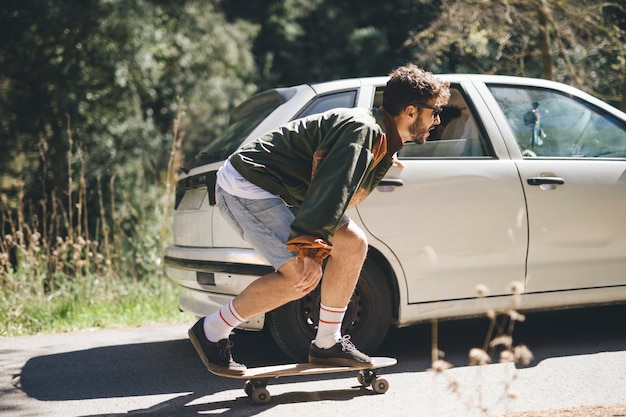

{"left": 489, "top": 85, "right": 626, "bottom": 158}
{"left": 296, "top": 90, "right": 358, "bottom": 118}
{"left": 396, "top": 86, "right": 492, "bottom": 158}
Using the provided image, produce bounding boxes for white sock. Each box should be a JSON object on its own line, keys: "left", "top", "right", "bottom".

{"left": 314, "top": 304, "right": 347, "bottom": 349}
{"left": 203, "top": 301, "right": 244, "bottom": 343}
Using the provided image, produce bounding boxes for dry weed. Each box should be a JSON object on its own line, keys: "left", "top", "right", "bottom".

{"left": 429, "top": 281, "right": 535, "bottom": 416}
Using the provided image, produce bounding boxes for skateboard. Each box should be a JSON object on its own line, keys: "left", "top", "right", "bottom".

{"left": 210, "top": 357, "right": 397, "bottom": 404}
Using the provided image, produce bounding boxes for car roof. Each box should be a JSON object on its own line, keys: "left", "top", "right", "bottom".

{"left": 308, "top": 73, "right": 568, "bottom": 90}
{"left": 305, "top": 74, "right": 625, "bottom": 116}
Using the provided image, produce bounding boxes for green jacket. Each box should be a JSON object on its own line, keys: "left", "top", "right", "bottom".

{"left": 229, "top": 107, "right": 403, "bottom": 263}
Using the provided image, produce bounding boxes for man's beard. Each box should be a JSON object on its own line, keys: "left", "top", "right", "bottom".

{"left": 409, "top": 119, "right": 431, "bottom": 144}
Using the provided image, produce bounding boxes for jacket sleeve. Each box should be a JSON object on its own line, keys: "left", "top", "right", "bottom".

{"left": 286, "top": 121, "right": 379, "bottom": 263}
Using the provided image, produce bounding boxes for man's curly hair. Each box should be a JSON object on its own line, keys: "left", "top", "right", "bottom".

{"left": 382, "top": 63, "right": 450, "bottom": 116}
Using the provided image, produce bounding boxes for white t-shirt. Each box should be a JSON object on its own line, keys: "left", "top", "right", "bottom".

{"left": 216, "top": 159, "right": 277, "bottom": 200}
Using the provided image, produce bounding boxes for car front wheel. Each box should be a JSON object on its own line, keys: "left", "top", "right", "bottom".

{"left": 266, "top": 260, "right": 393, "bottom": 362}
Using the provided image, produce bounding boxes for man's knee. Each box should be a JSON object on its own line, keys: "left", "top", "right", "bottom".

{"left": 333, "top": 222, "right": 368, "bottom": 258}
{"left": 275, "top": 258, "right": 310, "bottom": 300}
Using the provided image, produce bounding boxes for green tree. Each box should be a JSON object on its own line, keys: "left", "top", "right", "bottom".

{"left": 0, "top": 0, "right": 257, "bottom": 282}
{"left": 221, "top": 0, "right": 439, "bottom": 89}
{"left": 406, "top": 0, "right": 626, "bottom": 110}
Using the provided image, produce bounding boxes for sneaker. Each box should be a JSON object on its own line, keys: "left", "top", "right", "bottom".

{"left": 308, "top": 335, "right": 374, "bottom": 367}
{"left": 188, "top": 318, "right": 246, "bottom": 375}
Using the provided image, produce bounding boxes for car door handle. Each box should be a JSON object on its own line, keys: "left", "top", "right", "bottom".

{"left": 378, "top": 179, "right": 404, "bottom": 187}
{"left": 527, "top": 176, "right": 565, "bottom": 186}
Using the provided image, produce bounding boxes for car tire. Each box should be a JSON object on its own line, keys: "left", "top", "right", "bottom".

{"left": 266, "top": 260, "right": 393, "bottom": 362}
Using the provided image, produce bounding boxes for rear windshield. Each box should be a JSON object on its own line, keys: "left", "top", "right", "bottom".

{"left": 189, "top": 91, "right": 282, "bottom": 167}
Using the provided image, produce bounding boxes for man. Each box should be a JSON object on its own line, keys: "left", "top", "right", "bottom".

{"left": 189, "top": 63, "right": 450, "bottom": 374}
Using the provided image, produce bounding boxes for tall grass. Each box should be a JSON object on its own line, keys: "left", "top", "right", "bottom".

{"left": 0, "top": 109, "right": 190, "bottom": 337}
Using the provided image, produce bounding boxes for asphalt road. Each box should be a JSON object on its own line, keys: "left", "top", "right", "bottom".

{"left": 2, "top": 305, "right": 626, "bottom": 417}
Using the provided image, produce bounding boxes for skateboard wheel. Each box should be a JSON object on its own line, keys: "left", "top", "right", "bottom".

{"left": 243, "top": 380, "right": 254, "bottom": 397}
{"left": 357, "top": 372, "right": 367, "bottom": 387}
{"left": 251, "top": 387, "right": 271, "bottom": 405}
{"left": 372, "top": 377, "right": 389, "bottom": 394}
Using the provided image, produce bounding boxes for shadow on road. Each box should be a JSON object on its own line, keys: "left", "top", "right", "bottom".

{"left": 19, "top": 330, "right": 289, "bottom": 401}
{"left": 377, "top": 303, "right": 626, "bottom": 367}
{"left": 17, "top": 328, "right": 411, "bottom": 416}
{"left": 81, "top": 388, "right": 383, "bottom": 417}
{"left": 16, "top": 304, "right": 626, "bottom": 415}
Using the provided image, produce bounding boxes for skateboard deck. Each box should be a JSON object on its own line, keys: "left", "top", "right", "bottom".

{"left": 210, "top": 357, "right": 397, "bottom": 404}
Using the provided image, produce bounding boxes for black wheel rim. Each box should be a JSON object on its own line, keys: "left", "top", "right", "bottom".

{"left": 294, "top": 277, "right": 370, "bottom": 339}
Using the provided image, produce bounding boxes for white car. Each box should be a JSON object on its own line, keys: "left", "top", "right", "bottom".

{"left": 165, "top": 74, "right": 626, "bottom": 360}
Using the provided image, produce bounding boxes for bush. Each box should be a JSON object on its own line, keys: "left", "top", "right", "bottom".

{"left": 0, "top": 109, "right": 190, "bottom": 337}
{"left": 0, "top": 177, "right": 187, "bottom": 336}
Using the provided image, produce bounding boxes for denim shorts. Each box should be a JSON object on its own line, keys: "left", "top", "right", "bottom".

{"left": 216, "top": 185, "right": 349, "bottom": 270}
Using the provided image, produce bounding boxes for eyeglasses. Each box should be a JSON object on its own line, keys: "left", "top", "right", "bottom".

{"left": 411, "top": 103, "right": 443, "bottom": 118}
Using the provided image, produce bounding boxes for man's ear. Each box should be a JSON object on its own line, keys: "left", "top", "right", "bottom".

{"left": 404, "top": 104, "right": 416, "bottom": 120}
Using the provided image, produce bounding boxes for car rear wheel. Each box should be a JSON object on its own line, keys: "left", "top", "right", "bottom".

{"left": 266, "top": 260, "right": 393, "bottom": 362}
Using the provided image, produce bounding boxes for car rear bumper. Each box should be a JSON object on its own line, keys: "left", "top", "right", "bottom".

{"left": 164, "top": 245, "right": 273, "bottom": 330}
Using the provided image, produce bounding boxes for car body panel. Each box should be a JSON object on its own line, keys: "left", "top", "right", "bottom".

{"left": 357, "top": 159, "right": 528, "bottom": 304}
{"left": 518, "top": 159, "right": 626, "bottom": 292}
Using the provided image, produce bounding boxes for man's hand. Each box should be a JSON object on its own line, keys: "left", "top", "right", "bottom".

{"left": 293, "top": 256, "right": 323, "bottom": 294}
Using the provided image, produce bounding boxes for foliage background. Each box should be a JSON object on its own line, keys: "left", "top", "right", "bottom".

{"left": 0, "top": 0, "right": 624, "bottom": 335}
